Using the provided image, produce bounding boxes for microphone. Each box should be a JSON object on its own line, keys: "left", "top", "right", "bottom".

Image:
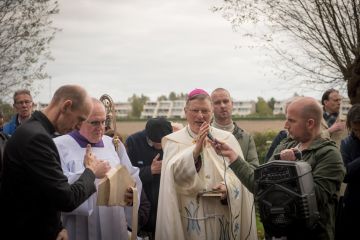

{"left": 207, "top": 132, "right": 215, "bottom": 142}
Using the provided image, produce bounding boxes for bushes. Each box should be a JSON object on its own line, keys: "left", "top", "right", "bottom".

{"left": 252, "top": 130, "right": 278, "bottom": 165}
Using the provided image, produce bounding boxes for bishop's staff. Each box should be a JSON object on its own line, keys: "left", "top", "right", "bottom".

{"left": 100, "top": 94, "right": 121, "bottom": 151}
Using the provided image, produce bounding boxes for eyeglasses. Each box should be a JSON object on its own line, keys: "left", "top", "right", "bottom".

{"left": 329, "top": 98, "right": 342, "bottom": 102}
{"left": 15, "top": 100, "right": 32, "bottom": 106}
{"left": 86, "top": 120, "right": 106, "bottom": 127}
{"left": 188, "top": 109, "right": 211, "bottom": 115}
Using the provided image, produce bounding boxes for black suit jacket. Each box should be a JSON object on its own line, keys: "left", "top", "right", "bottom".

{"left": 0, "top": 111, "right": 96, "bottom": 240}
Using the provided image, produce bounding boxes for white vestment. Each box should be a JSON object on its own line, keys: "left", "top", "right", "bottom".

{"left": 156, "top": 126, "right": 257, "bottom": 240}
{"left": 54, "top": 134, "right": 142, "bottom": 240}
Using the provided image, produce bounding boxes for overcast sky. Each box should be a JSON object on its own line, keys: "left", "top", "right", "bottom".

{"left": 34, "top": 0, "right": 323, "bottom": 103}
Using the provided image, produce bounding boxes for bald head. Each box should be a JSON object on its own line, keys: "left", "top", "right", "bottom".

{"left": 51, "top": 85, "right": 89, "bottom": 111}
{"left": 211, "top": 88, "right": 231, "bottom": 98}
{"left": 290, "top": 97, "right": 323, "bottom": 128}
{"left": 91, "top": 98, "right": 106, "bottom": 112}
{"left": 43, "top": 85, "right": 93, "bottom": 134}
{"left": 285, "top": 97, "right": 324, "bottom": 146}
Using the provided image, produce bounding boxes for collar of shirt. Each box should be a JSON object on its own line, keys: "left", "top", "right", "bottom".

{"left": 212, "top": 120, "right": 235, "bottom": 133}
{"left": 69, "top": 130, "right": 104, "bottom": 148}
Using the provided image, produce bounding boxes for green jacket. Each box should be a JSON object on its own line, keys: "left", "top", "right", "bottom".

{"left": 228, "top": 122, "right": 259, "bottom": 193}
{"left": 269, "top": 137, "right": 345, "bottom": 240}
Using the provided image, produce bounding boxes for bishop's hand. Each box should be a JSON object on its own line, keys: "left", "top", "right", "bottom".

{"left": 192, "top": 122, "right": 210, "bottom": 161}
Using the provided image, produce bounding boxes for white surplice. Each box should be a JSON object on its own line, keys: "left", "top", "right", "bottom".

{"left": 156, "top": 126, "right": 257, "bottom": 240}
{"left": 54, "top": 134, "right": 142, "bottom": 240}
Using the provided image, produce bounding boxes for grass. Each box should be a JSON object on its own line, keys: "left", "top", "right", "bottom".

{"left": 256, "top": 210, "right": 265, "bottom": 239}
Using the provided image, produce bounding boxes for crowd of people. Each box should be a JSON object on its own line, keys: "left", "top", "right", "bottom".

{"left": 0, "top": 85, "right": 358, "bottom": 240}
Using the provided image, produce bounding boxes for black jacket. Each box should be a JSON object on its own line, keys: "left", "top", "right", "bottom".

{"left": 0, "top": 111, "right": 96, "bottom": 240}
{"left": 125, "top": 130, "right": 162, "bottom": 233}
{"left": 338, "top": 134, "right": 360, "bottom": 239}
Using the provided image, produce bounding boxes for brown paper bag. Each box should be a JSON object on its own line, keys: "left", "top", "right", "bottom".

{"left": 96, "top": 164, "right": 139, "bottom": 240}
{"left": 97, "top": 164, "right": 135, "bottom": 206}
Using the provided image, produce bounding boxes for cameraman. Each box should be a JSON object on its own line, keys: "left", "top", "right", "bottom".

{"left": 268, "top": 97, "right": 345, "bottom": 240}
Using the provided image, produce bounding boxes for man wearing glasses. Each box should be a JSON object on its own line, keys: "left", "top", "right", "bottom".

{"left": 3, "top": 89, "right": 34, "bottom": 136}
{"left": 156, "top": 89, "right": 256, "bottom": 240}
{"left": 54, "top": 98, "right": 142, "bottom": 240}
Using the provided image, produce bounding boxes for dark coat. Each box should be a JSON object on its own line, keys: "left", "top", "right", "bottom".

{"left": 338, "top": 134, "right": 360, "bottom": 239}
{"left": 125, "top": 130, "right": 162, "bottom": 233}
{"left": 265, "top": 129, "right": 288, "bottom": 162}
{"left": 0, "top": 111, "right": 96, "bottom": 240}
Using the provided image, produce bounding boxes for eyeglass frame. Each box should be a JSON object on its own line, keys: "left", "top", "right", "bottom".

{"left": 187, "top": 108, "right": 211, "bottom": 115}
{"left": 14, "top": 100, "right": 33, "bottom": 106}
{"left": 86, "top": 120, "right": 106, "bottom": 127}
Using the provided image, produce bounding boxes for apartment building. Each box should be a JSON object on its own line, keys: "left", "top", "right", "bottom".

{"left": 140, "top": 101, "right": 158, "bottom": 119}
{"left": 114, "top": 102, "right": 131, "bottom": 118}
{"left": 140, "top": 99, "right": 255, "bottom": 119}
{"left": 232, "top": 101, "right": 256, "bottom": 116}
{"left": 273, "top": 97, "right": 352, "bottom": 116}
{"left": 169, "top": 100, "right": 186, "bottom": 119}
{"left": 140, "top": 100, "right": 185, "bottom": 119}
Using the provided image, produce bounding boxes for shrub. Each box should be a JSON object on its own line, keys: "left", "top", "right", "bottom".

{"left": 252, "top": 130, "right": 278, "bottom": 165}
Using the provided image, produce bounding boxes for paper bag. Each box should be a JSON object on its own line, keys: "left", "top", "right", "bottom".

{"left": 97, "top": 164, "right": 135, "bottom": 206}
{"left": 96, "top": 164, "right": 139, "bottom": 240}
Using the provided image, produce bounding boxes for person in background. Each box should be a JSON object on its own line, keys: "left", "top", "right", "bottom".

{"left": 0, "top": 85, "right": 109, "bottom": 239}
{"left": 320, "top": 88, "right": 348, "bottom": 147}
{"left": 211, "top": 88, "right": 258, "bottom": 168}
{"left": 264, "top": 129, "right": 288, "bottom": 162}
{"left": 156, "top": 88, "right": 257, "bottom": 240}
{"left": 3, "top": 89, "right": 34, "bottom": 136}
{"left": 320, "top": 89, "right": 348, "bottom": 217}
{"left": 54, "top": 98, "right": 142, "bottom": 240}
{"left": 125, "top": 117, "right": 173, "bottom": 240}
{"left": 337, "top": 104, "right": 360, "bottom": 239}
{"left": 210, "top": 87, "right": 258, "bottom": 192}
{"left": 268, "top": 96, "right": 345, "bottom": 239}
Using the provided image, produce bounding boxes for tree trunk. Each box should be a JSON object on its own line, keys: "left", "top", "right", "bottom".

{"left": 347, "top": 57, "right": 360, "bottom": 104}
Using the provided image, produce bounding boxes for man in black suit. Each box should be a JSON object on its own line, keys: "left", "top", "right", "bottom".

{"left": 0, "top": 85, "right": 110, "bottom": 240}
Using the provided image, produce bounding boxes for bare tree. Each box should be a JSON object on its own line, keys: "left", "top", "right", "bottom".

{"left": 0, "top": 0, "right": 59, "bottom": 99}
{"left": 213, "top": 0, "right": 360, "bottom": 104}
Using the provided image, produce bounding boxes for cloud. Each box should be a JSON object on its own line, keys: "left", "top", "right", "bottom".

{"left": 34, "top": 0, "right": 321, "bottom": 103}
